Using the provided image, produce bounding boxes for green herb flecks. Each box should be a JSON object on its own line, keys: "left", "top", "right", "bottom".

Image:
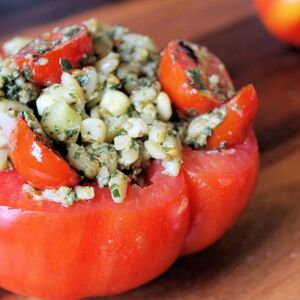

{"left": 23, "top": 63, "right": 33, "bottom": 80}
{"left": 187, "top": 69, "right": 205, "bottom": 91}
{"left": 60, "top": 58, "right": 73, "bottom": 72}
{"left": 74, "top": 151, "right": 81, "bottom": 159}
{"left": 65, "top": 128, "right": 79, "bottom": 140}
{"left": 75, "top": 73, "right": 89, "bottom": 87}
{"left": 63, "top": 27, "right": 81, "bottom": 39}
{"left": 4, "top": 75, "right": 21, "bottom": 101}
{"left": 106, "top": 81, "right": 121, "bottom": 90}
{"left": 110, "top": 183, "right": 121, "bottom": 199}
{"left": 187, "top": 108, "right": 198, "bottom": 117}
{"left": 112, "top": 189, "right": 121, "bottom": 199}
{"left": 5, "top": 83, "right": 20, "bottom": 101}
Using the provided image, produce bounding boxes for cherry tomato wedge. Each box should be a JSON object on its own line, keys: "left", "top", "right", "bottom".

{"left": 0, "top": 161, "right": 189, "bottom": 299}
{"left": 207, "top": 84, "right": 259, "bottom": 150}
{"left": 14, "top": 24, "right": 93, "bottom": 86}
{"left": 159, "top": 40, "right": 234, "bottom": 116}
{"left": 8, "top": 116, "right": 81, "bottom": 189}
{"left": 181, "top": 131, "right": 259, "bottom": 255}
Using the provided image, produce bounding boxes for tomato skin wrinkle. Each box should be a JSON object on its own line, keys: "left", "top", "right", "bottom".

{"left": 8, "top": 116, "right": 81, "bottom": 189}
{"left": 181, "top": 132, "right": 259, "bottom": 255}
{"left": 159, "top": 40, "right": 234, "bottom": 116}
{"left": 14, "top": 24, "right": 93, "bottom": 86}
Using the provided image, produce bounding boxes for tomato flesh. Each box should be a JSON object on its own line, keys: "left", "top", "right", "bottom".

{"left": 14, "top": 24, "right": 93, "bottom": 86}
{"left": 159, "top": 40, "right": 234, "bottom": 115}
{"left": 181, "top": 132, "right": 259, "bottom": 255}
{"left": 8, "top": 116, "right": 81, "bottom": 189}
{"left": 0, "top": 161, "right": 190, "bottom": 299}
{"left": 207, "top": 84, "right": 259, "bottom": 150}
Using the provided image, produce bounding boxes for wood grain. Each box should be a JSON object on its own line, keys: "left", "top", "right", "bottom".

{"left": 0, "top": 0, "right": 119, "bottom": 38}
{"left": 1, "top": 0, "right": 300, "bottom": 299}
{"left": 0, "top": 0, "right": 255, "bottom": 47}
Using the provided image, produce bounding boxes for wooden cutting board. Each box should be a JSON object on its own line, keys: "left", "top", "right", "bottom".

{"left": 1, "top": 0, "right": 300, "bottom": 299}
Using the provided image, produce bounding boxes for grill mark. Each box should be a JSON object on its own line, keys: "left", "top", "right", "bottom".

{"left": 178, "top": 40, "right": 198, "bottom": 64}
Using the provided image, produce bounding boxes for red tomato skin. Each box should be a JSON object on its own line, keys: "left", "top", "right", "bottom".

{"left": 159, "top": 40, "right": 233, "bottom": 115}
{"left": 181, "top": 132, "right": 259, "bottom": 255}
{"left": 0, "top": 161, "right": 190, "bottom": 299}
{"left": 207, "top": 84, "right": 259, "bottom": 150}
{"left": 254, "top": 0, "right": 300, "bottom": 47}
{"left": 8, "top": 117, "right": 81, "bottom": 189}
{"left": 14, "top": 25, "right": 93, "bottom": 86}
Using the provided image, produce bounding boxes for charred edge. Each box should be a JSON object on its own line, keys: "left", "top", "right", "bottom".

{"left": 178, "top": 40, "right": 198, "bottom": 64}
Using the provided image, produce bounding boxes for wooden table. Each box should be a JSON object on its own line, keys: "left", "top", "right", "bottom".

{"left": 1, "top": 0, "right": 300, "bottom": 299}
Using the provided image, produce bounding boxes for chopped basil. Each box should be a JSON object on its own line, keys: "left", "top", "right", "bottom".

{"left": 110, "top": 172, "right": 117, "bottom": 178}
{"left": 23, "top": 63, "right": 33, "bottom": 80}
{"left": 65, "top": 128, "right": 79, "bottom": 139}
{"left": 187, "top": 108, "right": 197, "bottom": 117}
{"left": 52, "top": 40, "right": 61, "bottom": 46}
{"left": 202, "top": 127, "right": 212, "bottom": 137}
{"left": 60, "top": 58, "right": 73, "bottom": 72}
{"left": 42, "top": 111, "right": 49, "bottom": 121}
{"left": 74, "top": 151, "right": 81, "bottom": 159}
{"left": 68, "top": 91, "right": 76, "bottom": 99}
{"left": 187, "top": 69, "right": 205, "bottom": 90}
{"left": 106, "top": 81, "right": 121, "bottom": 90}
{"left": 63, "top": 27, "right": 81, "bottom": 39}
{"left": 112, "top": 189, "right": 121, "bottom": 199}
{"left": 37, "top": 48, "right": 50, "bottom": 55}
{"left": 110, "top": 183, "right": 121, "bottom": 199}
{"left": 75, "top": 73, "right": 89, "bottom": 87}
{"left": 5, "top": 81, "right": 20, "bottom": 101}
{"left": 130, "top": 140, "right": 139, "bottom": 151}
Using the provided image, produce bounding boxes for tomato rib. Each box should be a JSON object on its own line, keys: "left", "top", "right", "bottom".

{"left": 181, "top": 132, "right": 259, "bottom": 255}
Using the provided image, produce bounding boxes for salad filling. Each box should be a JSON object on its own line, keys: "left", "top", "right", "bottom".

{"left": 0, "top": 18, "right": 236, "bottom": 205}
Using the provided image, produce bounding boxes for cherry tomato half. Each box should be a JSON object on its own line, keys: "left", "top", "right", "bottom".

{"left": 0, "top": 161, "right": 189, "bottom": 299}
{"left": 254, "top": 0, "right": 300, "bottom": 47}
{"left": 159, "top": 40, "right": 234, "bottom": 116}
{"left": 207, "top": 84, "right": 259, "bottom": 150}
{"left": 8, "top": 116, "right": 81, "bottom": 189}
{"left": 14, "top": 24, "right": 93, "bottom": 86}
{"left": 181, "top": 132, "right": 259, "bottom": 255}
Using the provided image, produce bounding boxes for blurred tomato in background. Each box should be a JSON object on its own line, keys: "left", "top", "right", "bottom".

{"left": 254, "top": 0, "right": 300, "bottom": 47}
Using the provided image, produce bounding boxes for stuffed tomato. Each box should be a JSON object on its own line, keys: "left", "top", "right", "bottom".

{"left": 0, "top": 18, "right": 259, "bottom": 299}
